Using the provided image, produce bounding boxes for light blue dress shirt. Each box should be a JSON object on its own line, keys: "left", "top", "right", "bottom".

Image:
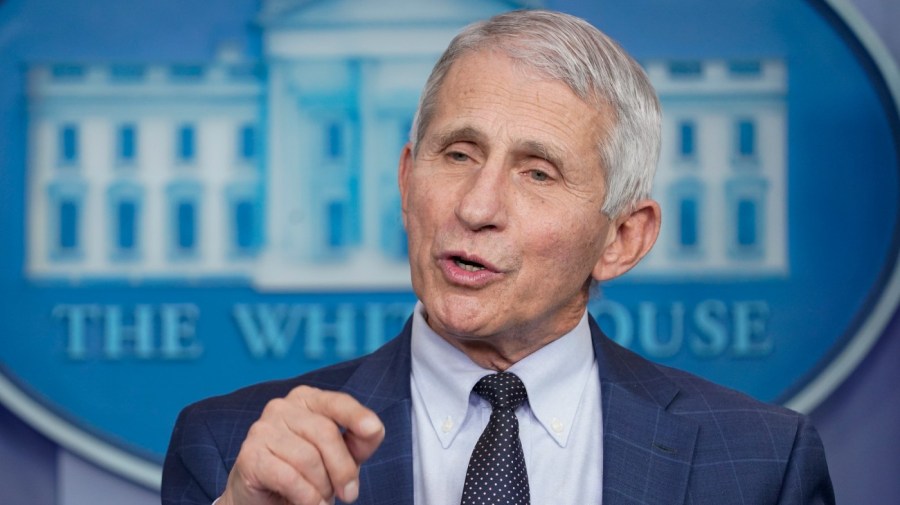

{"left": 410, "top": 302, "right": 603, "bottom": 505}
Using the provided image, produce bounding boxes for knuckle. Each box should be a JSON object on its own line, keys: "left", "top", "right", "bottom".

{"left": 291, "top": 385, "right": 318, "bottom": 399}
{"left": 263, "top": 397, "right": 289, "bottom": 416}
{"left": 236, "top": 439, "right": 266, "bottom": 469}
{"left": 245, "top": 420, "right": 272, "bottom": 441}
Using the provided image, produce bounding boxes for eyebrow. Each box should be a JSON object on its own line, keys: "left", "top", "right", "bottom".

{"left": 429, "top": 126, "right": 487, "bottom": 150}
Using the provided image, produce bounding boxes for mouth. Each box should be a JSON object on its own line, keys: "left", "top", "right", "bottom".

{"left": 453, "top": 255, "right": 486, "bottom": 272}
{"left": 439, "top": 252, "right": 501, "bottom": 286}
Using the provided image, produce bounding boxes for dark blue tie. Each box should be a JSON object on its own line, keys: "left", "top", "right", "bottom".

{"left": 461, "top": 372, "right": 530, "bottom": 505}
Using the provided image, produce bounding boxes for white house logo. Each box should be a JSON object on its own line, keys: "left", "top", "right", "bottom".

{"left": 26, "top": 57, "right": 787, "bottom": 285}
{"left": 0, "top": 0, "right": 898, "bottom": 489}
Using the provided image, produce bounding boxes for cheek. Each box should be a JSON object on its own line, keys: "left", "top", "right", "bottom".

{"left": 405, "top": 185, "right": 444, "bottom": 248}
{"left": 530, "top": 219, "right": 605, "bottom": 273}
{"left": 526, "top": 220, "right": 571, "bottom": 266}
{"left": 408, "top": 176, "right": 442, "bottom": 213}
{"left": 411, "top": 176, "right": 459, "bottom": 222}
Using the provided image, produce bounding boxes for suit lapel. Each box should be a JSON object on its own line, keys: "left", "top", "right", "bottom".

{"left": 590, "top": 318, "right": 699, "bottom": 505}
{"left": 339, "top": 320, "right": 415, "bottom": 505}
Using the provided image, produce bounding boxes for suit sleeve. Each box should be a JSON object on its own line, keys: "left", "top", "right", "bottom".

{"left": 161, "top": 404, "right": 231, "bottom": 505}
{"left": 776, "top": 416, "right": 836, "bottom": 505}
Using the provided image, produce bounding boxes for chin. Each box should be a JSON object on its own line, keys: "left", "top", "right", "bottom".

{"left": 427, "top": 294, "right": 496, "bottom": 336}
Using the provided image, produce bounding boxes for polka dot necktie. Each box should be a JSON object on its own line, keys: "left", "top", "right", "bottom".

{"left": 461, "top": 372, "right": 530, "bottom": 505}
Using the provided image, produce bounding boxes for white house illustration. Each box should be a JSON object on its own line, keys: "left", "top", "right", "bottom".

{"left": 25, "top": 0, "right": 787, "bottom": 289}
{"left": 637, "top": 58, "right": 788, "bottom": 277}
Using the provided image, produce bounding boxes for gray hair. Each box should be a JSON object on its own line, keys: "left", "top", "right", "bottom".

{"left": 410, "top": 9, "right": 661, "bottom": 218}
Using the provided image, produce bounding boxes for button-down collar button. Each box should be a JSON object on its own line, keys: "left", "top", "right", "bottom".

{"left": 551, "top": 417, "right": 564, "bottom": 434}
{"left": 441, "top": 416, "right": 454, "bottom": 433}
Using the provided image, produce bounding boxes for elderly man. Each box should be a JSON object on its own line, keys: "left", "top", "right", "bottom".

{"left": 163, "top": 10, "right": 834, "bottom": 505}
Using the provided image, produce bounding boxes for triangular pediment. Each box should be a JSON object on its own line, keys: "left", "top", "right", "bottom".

{"left": 259, "top": 0, "right": 540, "bottom": 28}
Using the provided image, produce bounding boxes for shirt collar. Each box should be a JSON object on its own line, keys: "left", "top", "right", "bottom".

{"left": 410, "top": 301, "right": 596, "bottom": 449}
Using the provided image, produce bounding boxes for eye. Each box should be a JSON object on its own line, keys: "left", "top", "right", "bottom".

{"left": 529, "top": 169, "right": 550, "bottom": 182}
{"left": 447, "top": 151, "right": 470, "bottom": 163}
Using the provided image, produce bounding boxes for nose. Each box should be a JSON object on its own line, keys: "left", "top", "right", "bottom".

{"left": 454, "top": 157, "right": 509, "bottom": 231}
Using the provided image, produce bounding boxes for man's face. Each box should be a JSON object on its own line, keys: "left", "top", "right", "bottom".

{"left": 400, "top": 49, "right": 618, "bottom": 356}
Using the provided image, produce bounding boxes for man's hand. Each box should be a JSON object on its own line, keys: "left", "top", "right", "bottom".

{"left": 219, "top": 386, "right": 385, "bottom": 505}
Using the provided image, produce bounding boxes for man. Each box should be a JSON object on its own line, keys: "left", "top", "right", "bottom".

{"left": 163, "top": 9, "right": 834, "bottom": 505}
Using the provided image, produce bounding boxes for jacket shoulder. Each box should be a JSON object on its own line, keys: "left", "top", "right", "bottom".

{"left": 631, "top": 351, "right": 833, "bottom": 503}
{"left": 594, "top": 319, "right": 800, "bottom": 423}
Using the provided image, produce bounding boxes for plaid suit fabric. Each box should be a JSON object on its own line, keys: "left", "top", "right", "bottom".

{"left": 593, "top": 318, "right": 834, "bottom": 505}
{"left": 162, "top": 316, "right": 834, "bottom": 505}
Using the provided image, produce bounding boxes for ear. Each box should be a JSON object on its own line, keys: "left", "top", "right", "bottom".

{"left": 592, "top": 199, "right": 661, "bottom": 282}
{"left": 398, "top": 143, "right": 414, "bottom": 230}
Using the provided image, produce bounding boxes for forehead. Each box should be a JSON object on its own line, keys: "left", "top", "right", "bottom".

{"left": 427, "top": 50, "right": 608, "bottom": 160}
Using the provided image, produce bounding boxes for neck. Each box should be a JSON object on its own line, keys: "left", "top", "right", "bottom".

{"left": 428, "top": 312, "right": 584, "bottom": 371}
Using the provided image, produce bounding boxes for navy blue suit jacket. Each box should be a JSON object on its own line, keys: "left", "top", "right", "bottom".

{"left": 162, "top": 317, "right": 835, "bottom": 504}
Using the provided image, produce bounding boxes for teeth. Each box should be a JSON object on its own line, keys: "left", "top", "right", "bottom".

{"left": 454, "top": 259, "right": 485, "bottom": 272}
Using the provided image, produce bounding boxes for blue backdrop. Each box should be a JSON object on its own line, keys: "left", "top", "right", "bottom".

{"left": 0, "top": 0, "right": 898, "bottom": 503}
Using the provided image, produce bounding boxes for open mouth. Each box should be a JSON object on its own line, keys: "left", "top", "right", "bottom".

{"left": 453, "top": 256, "right": 486, "bottom": 272}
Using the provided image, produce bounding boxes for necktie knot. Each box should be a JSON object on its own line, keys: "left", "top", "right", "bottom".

{"left": 474, "top": 372, "right": 528, "bottom": 411}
